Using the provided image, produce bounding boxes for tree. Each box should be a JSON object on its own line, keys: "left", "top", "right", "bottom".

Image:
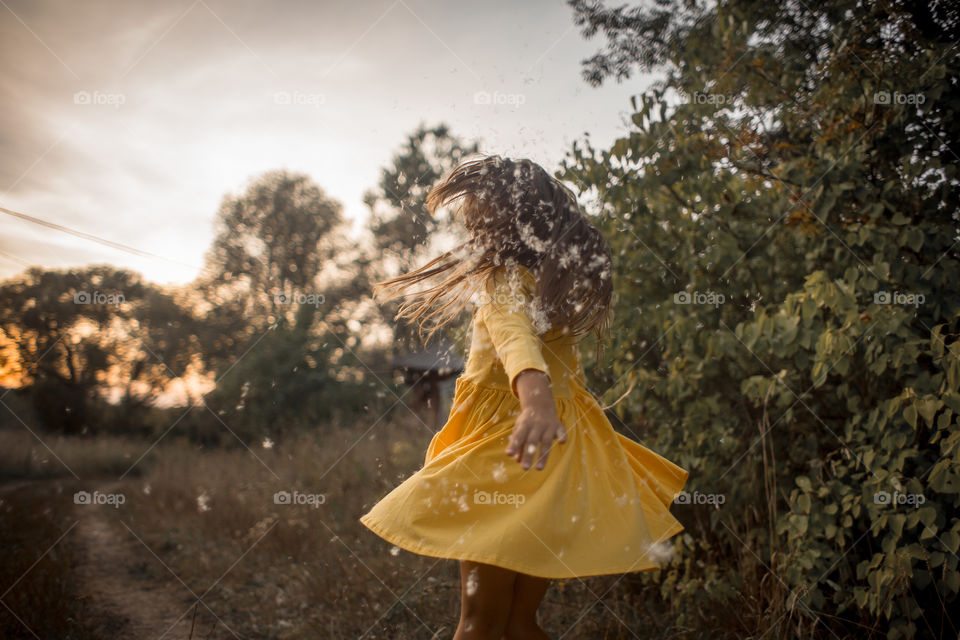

{"left": 0, "top": 266, "right": 196, "bottom": 434}
{"left": 198, "top": 169, "right": 346, "bottom": 338}
{"left": 363, "top": 123, "right": 479, "bottom": 352}
{"left": 562, "top": 0, "right": 959, "bottom": 637}
{"left": 365, "top": 123, "right": 479, "bottom": 263}
{"left": 194, "top": 170, "right": 381, "bottom": 445}
{"left": 200, "top": 302, "right": 375, "bottom": 446}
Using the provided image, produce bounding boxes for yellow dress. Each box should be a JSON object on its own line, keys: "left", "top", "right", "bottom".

{"left": 359, "top": 265, "right": 689, "bottom": 579}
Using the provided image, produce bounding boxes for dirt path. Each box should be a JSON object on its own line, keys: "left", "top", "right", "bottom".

{"left": 70, "top": 481, "right": 220, "bottom": 640}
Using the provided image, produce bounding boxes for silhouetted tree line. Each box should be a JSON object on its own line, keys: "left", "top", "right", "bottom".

{"left": 0, "top": 125, "right": 478, "bottom": 447}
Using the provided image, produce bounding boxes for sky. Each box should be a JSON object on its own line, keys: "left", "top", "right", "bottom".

{"left": 0, "top": 0, "right": 655, "bottom": 287}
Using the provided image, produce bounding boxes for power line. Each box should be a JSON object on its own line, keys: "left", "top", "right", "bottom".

{"left": 0, "top": 205, "right": 202, "bottom": 270}
{"left": 0, "top": 249, "right": 31, "bottom": 268}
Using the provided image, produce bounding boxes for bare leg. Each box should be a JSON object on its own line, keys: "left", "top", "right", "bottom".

{"left": 503, "top": 573, "right": 551, "bottom": 639}
{"left": 453, "top": 560, "right": 517, "bottom": 640}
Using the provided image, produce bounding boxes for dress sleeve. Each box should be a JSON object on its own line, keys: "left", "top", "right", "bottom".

{"left": 476, "top": 267, "right": 551, "bottom": 398}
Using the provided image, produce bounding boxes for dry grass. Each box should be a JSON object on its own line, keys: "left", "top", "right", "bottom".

{"left": 0, "top": 428, "right": 154, "bottom": 481}
{"left": 0, "top": 479, "right": 116, "bottom": 639}
{"left": 0, "top": 415, "right": 684, "bottom": 639}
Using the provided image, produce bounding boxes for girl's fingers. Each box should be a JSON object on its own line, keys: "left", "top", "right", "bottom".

{"left": 508, "top": 432, "right": 526, "bottom": 459}
{"left": 535, "top": 424, "right": 566, "bottom": 469}
{"left": 505, "top": 423, "right": 526, "bottom": 456}
{"left": 507, "top": 417, "right": 567, "bottom": 468}
{"left": 521, "top": 439, "right": 539, "bottom": 469}
{"left": 536, "top": 440, "right": 552, "bottom": 469}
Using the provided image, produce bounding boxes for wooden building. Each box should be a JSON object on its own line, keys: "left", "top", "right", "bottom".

{"left": 390, "top": 338, "right": 464, "bottom": 429}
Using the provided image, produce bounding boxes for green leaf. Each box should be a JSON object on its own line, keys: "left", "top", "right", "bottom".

{"left": 890, "top": 210, "right": 910, "bottom": 225}
{"left": 940, "top": 530, "right": 960, "bottom": 554}
{"left": 903, "top": 405, "right": 917, "bottom": 429}
{"left": 917, "top": 506, "right": 937, "bottom": 527}
{"left": 854, "top": 587, "right": 868, "bottom": 607}
{"left": 917, "top": 396, "right": 941, "bottom": 427}
{"left": 889, "top": 513, "right": 906, "bottom": 537}
{"left": 906, "top": 227, "right": 924, "bottom": 252}
{"left": 945, "top": 570, "right": 960, "bottom": 594}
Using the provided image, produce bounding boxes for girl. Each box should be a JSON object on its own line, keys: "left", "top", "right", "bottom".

{"left": 360, "top": 155, "right": 689, "bottom": 639}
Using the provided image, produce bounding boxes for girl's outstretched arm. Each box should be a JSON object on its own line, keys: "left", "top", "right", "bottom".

{"left": 506, "top": 368, "right": 567, "bottom": 470}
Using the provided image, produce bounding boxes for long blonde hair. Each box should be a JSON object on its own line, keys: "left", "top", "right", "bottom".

{"left": 373, "top": 155, "right": 613, "bottom": 352}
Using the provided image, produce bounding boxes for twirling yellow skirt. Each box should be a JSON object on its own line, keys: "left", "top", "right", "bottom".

{"left": 359, "top": 377, "right": 689, "bottom": 579}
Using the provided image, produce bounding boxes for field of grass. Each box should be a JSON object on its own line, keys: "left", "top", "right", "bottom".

{"left": 0, "top": 478, "right": 121, "bottom": 639}
{"left": 0, "top": 417, "right": 685, "bottom": 639}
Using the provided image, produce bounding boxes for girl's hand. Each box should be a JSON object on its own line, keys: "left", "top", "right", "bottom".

{"left": 506, "top": 369, "right": 567, "bottom": 470}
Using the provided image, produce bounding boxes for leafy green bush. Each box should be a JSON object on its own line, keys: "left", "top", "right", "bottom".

{"left": 562, "top": 1, "right": 959, "bottom": 637}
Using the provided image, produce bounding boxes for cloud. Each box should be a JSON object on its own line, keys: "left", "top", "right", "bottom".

{"left": 0, "top": 0, "right": 644, "bottom": 286}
